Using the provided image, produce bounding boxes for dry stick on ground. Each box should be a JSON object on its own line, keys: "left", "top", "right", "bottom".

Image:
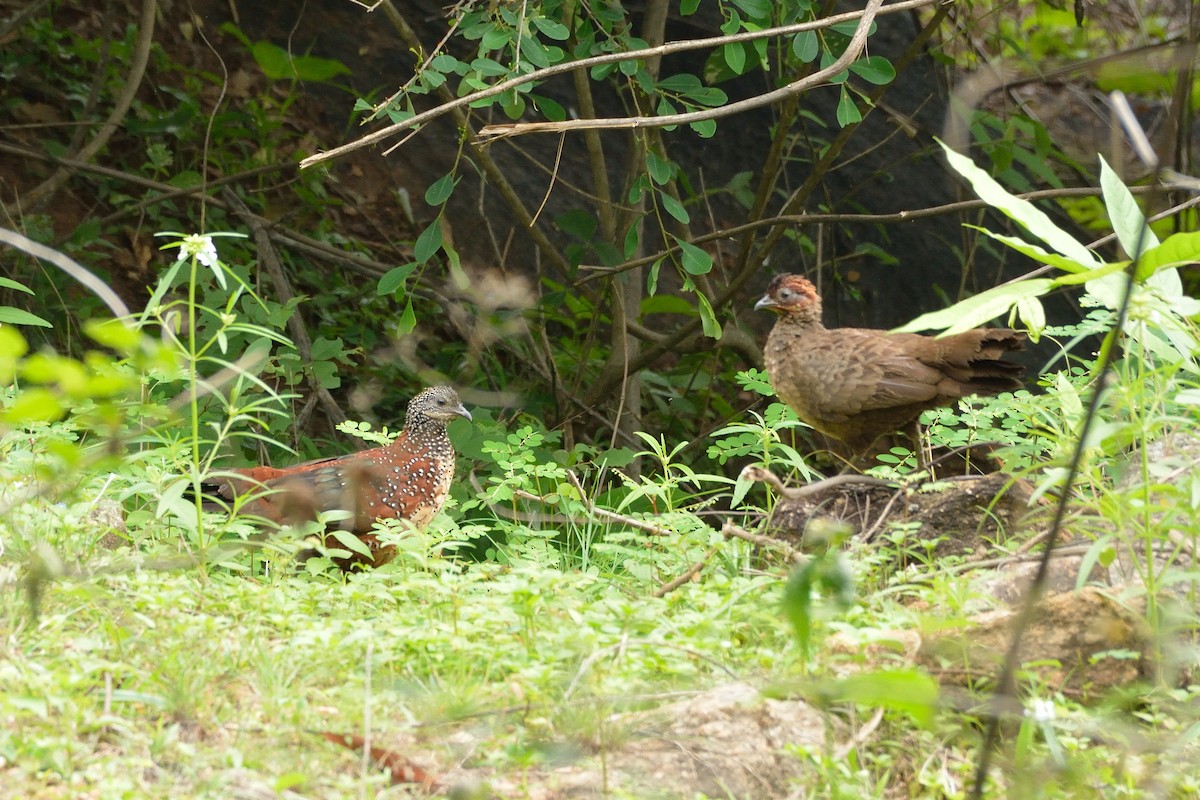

{"left": 740, "top": 466, "right": 897, "bottom": 500}
{"left": 653, "top": 547, "right": 718, "bottom": 598}
{"left": 298, "top": 0, "right": 932, "bottom": 169}
{"left": 832, "top": 707, "right": 886, "bottom": 763}
{"left": 222, "top": 189, "right": 348, "bottom": 429}
{"left": 721, "top": 520, "right": 808, "bottom": 566}
{"left": 24, "top": 0, "right": 155, "bottom": 211}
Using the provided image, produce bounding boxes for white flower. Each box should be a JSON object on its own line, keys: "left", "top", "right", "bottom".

{"left": 175, "top": 234, "right": 219, "bottom": 267}
{"left": 1026, "top": 698, "right": 1056, "bottom": 723}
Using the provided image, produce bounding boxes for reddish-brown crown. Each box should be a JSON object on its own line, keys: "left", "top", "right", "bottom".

{"left": 754, "top": 274, "right": 822, "bottom": 322}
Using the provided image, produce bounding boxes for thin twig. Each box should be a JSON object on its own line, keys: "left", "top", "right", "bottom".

{"left": 575, "top": 183, "right": 1180, "bottom": 283}
{"left": 720, "top": 520, "right": 808, "bottom": 566}
{"left": 653, "top": 547, "right": 717, "bottom": 597}
{"left": 834, "top": 707, "right": 886, "bottom": 761}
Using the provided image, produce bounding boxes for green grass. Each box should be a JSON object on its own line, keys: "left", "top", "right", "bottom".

{"left": 0, "top": 540, "right": 793, "bottom": 798}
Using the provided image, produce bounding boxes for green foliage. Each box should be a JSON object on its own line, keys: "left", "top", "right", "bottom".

{"left": 900, "top": 145, "right": 1200, "bottom": 371}
{"left": 7, "top": 3, "right": 1200, "bottom": 796}
{"left": 0, "top": 277, "right": 51, "bottom": 328}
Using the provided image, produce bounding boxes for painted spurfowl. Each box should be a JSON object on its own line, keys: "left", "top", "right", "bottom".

{"left": 756, "top": 274, "right": 1026, "bottom": 462}
{"left": 202, "top": 385, "right": 472, "bottom": 569}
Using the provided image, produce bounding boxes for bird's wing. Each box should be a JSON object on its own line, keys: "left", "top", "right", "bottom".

{"left": 808, "top": 331, "right": 942, "bottom": 417}
{"left": 275, "top": 438, "right": 448, "bottom": 529}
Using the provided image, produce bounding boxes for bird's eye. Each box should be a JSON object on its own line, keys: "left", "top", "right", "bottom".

{"left": 779, "top": 288, "right": 794, "bottom": 299}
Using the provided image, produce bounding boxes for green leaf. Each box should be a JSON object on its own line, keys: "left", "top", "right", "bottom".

{"left": 1099, "top": 155, "right": 1159, "bottom": 258}
{"left": 396, "top": 299, "right": 417, "bottom": 336}
{"left": 249, "top": 41, "right": 349, "bottom": 81}
{"left": 481, "top": 27, "right": 511, "bottom": 51}
{"left": 84, "top": 319, "right": 140, "bottom": 353}
{"left": 967, "top": 227, "right": 1095, "bottom": 274}
{"left": 519, "top": 36, "right": 553, "bottom": 69}
{"left": 533, "top": 93, "right": 566, "bottom": 121}
{"left": 680, "top": 0, "right": 701, "bottom": 13}
{"left": 831, "top": 20, "right": 876, "bottom": 37}
{"left": 686, "top": 86, "right": 728, "bottom": 107}
{"left": 894, "top": 279, "right": 1055, "bottom": 335}
{"left": 0, "top": 307, "right": 52, "bottom": 327}
{"left": 940, "top": 141, "right": 1100, "bottom": 267}
{"left": 695, "top": 291, "right": 721, "bottom": 338}
{"left": 673, "top": 236, "right": 712, "bottom": 275}
{"left": 0, "top": 277, "right": 33, "bottom": 294}
{"left": 425, "top": 172, "right": 457, "bottom": 206}
{"left": 0, "top": 387, "right": 64, "bottom": 424}
{"left": 836, "top": 88, "right": 861, "bottom": 126}
{"left": 311, "top": 360, "right": 340, "bottom": 390}
{"left": 618, "top": 58, "right": 642, "bottom": 77}
{"left": 329, "top": 529, "right": 375, "bottom": 559}
{"left": 690, "top": 119, "right": 717, "bottom": 138}
{"left": 658, "top": 73, "right": 703, "bottom": 93}
{"left": 556, "top": 209, "right": 597, "bottom": 241}
{"left": 820, "top": 49, "right": 850, "bottom": 84}
{"left": 1015, "top": 295, "right": 1045, "bottom": 340}
{"left": 500, "top": 89, "right": 526, "bottom": 119}
{"left": 723, "top": 42, "right": 746, "bottom": 74}
{"left": 848, "top": 55, "right": 895, "bottom": 85}
{"left": 831, "top": 669, "right": 939, "bottom": 728}
{"left": 0, "top": 323, "right": 29, "bottom": 359}
{"left": 731, "top": 0, "right": 772, "bottom": 17}
{"left": 431, "top": 54, "right": 466, "bottom": 73}
{"left": 646, "top": 151, "right": 673, "bottom": 185}
{"left": 783, "top": 562, "right": 816, "bottom": 654}
{"left": 414, "top": 218, "right": 443, "bottom": 263}
{"left": 792, "top": 31, "right": 819, "bottom": 63}
{"left": 471, "top": 57, "right": 509, "bottom": 77}
{"left": 531, "top": 16, "right": 570, "bottom": 40}
{"left": 659, "top": 191, "right": 690, "bottom": 224}
{"left": 647, "top": 256, "right": 662, "bottom": 295}
{"left": 377, "top": 264, "right": 416, "bottom": 296}
{"left": 1135, "top": 231, "right": 1200, "bottom": 283}
{"left": 623, "top": 220, "right": 640, "bottom": 260}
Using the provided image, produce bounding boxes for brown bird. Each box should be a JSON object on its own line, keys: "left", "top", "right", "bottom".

{"left": 756, "top": 274, "right": 1026, "bottom": 462}
{"left": 202, "top": 385, "right": 472, "bottom": 569}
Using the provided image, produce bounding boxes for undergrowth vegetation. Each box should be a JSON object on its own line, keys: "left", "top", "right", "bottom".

{"left": 4, "top": 143, "right": 1200, "bottom": 797}
{"left": 3, "top": 0, "right": 1200, "bottom": 797}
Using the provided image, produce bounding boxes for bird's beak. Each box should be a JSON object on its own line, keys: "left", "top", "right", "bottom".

{"left": 456, "top": 404, "right": 473, "bottom": 421}
{"left": 754, "top": 294, "right": 777, "bottom": 311}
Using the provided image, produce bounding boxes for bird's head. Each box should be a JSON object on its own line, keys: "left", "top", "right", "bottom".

{"left": 408, "top": 385, "right": 473, "bottom": 425}
{"left": 754, "top": 274, "right": 821, "bottom": 319}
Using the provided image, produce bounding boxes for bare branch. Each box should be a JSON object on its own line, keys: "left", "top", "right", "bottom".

{"left": 476, "top": 0, "right": 891, "bottom": 140}
{"left": 298, "top": 0, "right": 936, "bottom": 169}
